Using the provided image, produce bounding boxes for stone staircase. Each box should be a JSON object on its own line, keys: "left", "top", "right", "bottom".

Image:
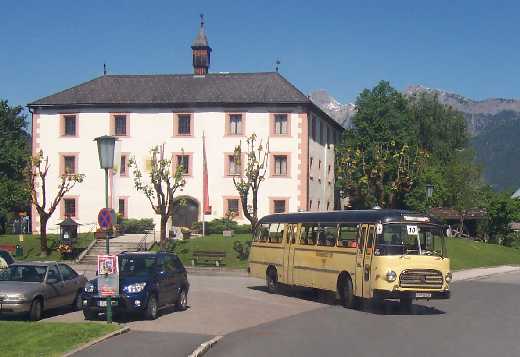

{"left": 79, "top": 239, "right": 142, "bottom": 265}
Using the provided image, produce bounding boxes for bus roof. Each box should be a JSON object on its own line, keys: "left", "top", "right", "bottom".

{"left": 258, "top": 209, "right": 442, "bottom": 225}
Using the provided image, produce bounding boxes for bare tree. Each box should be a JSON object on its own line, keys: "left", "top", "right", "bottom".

{"left": 233, "top": 134, "right": 269, "bottom": 234}
{"left": 29, "top": 150, "right": 84, "bottom": 256}
{"left": 128, "top": 145, "right": 185, "bottom": 248}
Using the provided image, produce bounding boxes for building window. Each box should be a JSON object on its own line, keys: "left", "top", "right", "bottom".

{"left": 63, "top": 156, "right": 76, "bottom": 174}
{"left": 176, "top": 155, "right": 190, "bottom": 175}
{"left": 227, "top": 155, "right": 241, "bottom": 176}
{"left": 228, "top": 114, "right": 243, "bottom": 135}
{"left": 273, "top": 200, "right": 287, "bottom": 214}
{"left": 118, "top": 198, "right": 126, "bottom": 218}
{"left": 63, "top": 115, "right": 77, "bottom": 136}
{"left": 309, "top": 200, "right": 313, "bottom": 210}
{"left": 177, "top": 114, "right": 191, "bottom": 135}
{"left": 273, "top": 114, "right": 288, "bottom": 135}
{"left": 226, "top": 198, "right": 240, "bottom": 214}
{"left": 327, "top": 126, "right": 331, "bottom": 148}
{"left": 120, "top": 154, "right": 128, "bottom": 176}
{"left": 327, "top": 201, "right": 331, "bottom": 210}
{"left": 311, "top": 117, "right": 317, "bottom": 141}
{"left": 273, "top": 155, "right": 288, "bottom": 176}
{"left": 114, "top": 115, "right": 127, "bottom": 136}
{"left": 64, "top": 198, "right": 76, "bottom": 217}
{"left": 317, "top": 200, "right": 321, "bottom": 210}
{"left": 319, "top": 120, "right": 324, "bottom": 145}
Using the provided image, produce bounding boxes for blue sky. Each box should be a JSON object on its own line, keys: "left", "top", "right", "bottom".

{"left": 1, "top": 0, "right": 519, "bottom": 108}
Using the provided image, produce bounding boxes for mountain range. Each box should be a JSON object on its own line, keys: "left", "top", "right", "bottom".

{"left": 310, "top": 87, "right": 520, "bottom": 192}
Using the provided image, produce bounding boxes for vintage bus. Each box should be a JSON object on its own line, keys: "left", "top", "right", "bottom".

{"left": 248, "top": 210, "right": 451, "bottom": 308}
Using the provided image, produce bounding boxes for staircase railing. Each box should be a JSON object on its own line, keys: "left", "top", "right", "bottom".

{"left": 136, "top": 229, "right": 155, "bottom": 251}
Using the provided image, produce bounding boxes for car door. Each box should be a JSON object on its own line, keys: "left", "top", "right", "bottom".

{"left": 58, "top": 264, "right": 81, "bottom": 304}
{"left": 156, "top": 255, "right": 176, "bottom": 306}
{"left": 44, "top": 264, "right": 65, "bottom": 309}
{"left": 172, "top": 255, "right": 186, "bottom": 303}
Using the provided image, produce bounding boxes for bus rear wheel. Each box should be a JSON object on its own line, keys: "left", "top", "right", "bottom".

{"left": 266, "top": 268, "right": 278, "bottom": 294}
{"left": 338, "top": 275, "right": 357, "bottom": 309}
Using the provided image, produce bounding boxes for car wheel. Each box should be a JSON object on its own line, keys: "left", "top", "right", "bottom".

{"left": 83, "top": 309, "right": 98, "bottom": 321}
{"left": 72, "top": 292, "right": 83, "bottom": 311}
{"left": 266, "top": 267, "right": 278, "bottom": 294}
{"left": 338, "top": 275, "right": 358, "bottom": 309}
{"left": 144, "top": 295, "right": 158, "bottom": 320}
{"left": 29, "top": 299, "right": 42, "bottom": 321}
{"left": 176, "top": 289, "right": 188, "bottom": 311}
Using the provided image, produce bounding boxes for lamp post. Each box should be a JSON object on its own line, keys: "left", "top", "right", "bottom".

{"left": 94, "top": 135, "right": 117, "bottom": 324}
{"left": 426, "top": 183, "right": 434, "bottom": 214}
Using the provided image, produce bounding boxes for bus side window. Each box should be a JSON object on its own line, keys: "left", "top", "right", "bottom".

{"left": 268, "top": 223, "right": 284, "bottom": 244}
{"left": 318, "top": 225, "right": 338, "bottom": 246}
{"left": 358, "top": 226, "right": 367, "bottom": 251}
{"left": 286, "top": 225, "right": 295, "bottom": 244}
{"left": 338, "top": 224, "right": 358, "bottom": 248}
{"left": 300, "top": 224, "right": 316, "bottom": 245}
{"left": 255, "top": 224, "right": 270, "bottom": 242}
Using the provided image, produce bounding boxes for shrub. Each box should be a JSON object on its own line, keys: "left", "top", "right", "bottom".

{"left": 119, "top": 218, "right": 155, "bottom": 234}
{"left": 233, "top": 240, "right": 252, "bottom": 260}
{"left": 191, "top": 219, "right": 252, "bottom": 235}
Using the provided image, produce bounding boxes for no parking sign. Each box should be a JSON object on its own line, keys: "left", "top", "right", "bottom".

{"left": 98, "top": 208, "right": 116, "bottom": 231}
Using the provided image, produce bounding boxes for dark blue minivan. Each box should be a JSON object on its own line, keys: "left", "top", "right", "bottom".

{"left": 82, "top": 251, "right": 189, "bottom": 320}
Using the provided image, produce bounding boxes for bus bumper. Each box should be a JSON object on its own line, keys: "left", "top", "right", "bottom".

{"left": 373, "top": 289, "right": 450, "bottom": 300}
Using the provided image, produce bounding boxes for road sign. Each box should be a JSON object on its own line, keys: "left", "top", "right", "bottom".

{"left": 98, "top": 208, "right": 115, "bottom": 230}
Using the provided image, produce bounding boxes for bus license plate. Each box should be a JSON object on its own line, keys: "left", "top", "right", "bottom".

{"left": 415, "top": 292, "right": 432, "bottom": 298}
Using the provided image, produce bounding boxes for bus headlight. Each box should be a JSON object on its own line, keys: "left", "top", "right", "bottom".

{"left": 386, "top": 270, "right": 397, "bottom": 282}
{"left": 445, "top": 272, "right": 452, "bottom": 283}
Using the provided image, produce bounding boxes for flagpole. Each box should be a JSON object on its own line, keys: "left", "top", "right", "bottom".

{"left": 202, "top": 132, "right": 205, "bottom": 237}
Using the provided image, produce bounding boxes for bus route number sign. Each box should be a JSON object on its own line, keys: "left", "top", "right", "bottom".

{"left": 407, "top": 225, "right": 419, "bottom": 236}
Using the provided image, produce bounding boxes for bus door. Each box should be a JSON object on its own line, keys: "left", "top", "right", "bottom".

{"left": 354, "top": 225, "right": 368, "bottom": 297}
{"left": 362, "top": 225, "right": 376, "bottom": 298}
{"left": 283, "top": 224, "right": 297, "bottom": 285}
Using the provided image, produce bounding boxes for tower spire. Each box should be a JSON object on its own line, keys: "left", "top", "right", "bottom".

{"left": 191, "top": 15, "right": 211, "bottom": 75}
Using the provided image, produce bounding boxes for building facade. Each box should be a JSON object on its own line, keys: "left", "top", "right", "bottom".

{"left": 28, "top": 21, "right": 343, "bottom": 233}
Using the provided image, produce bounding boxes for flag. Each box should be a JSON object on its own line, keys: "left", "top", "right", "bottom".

{"left": 202, "top": 132, "right": 212, "bottom": 215}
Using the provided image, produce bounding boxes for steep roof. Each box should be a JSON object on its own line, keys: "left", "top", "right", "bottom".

{"left": 192, "top": 24, "right": 209, "bottom": 47}
{"left": 29, "top": 72, "right": 311, "bottom": 107}
{"left": 28, "top": 72, "right": 343, "bottom": 130}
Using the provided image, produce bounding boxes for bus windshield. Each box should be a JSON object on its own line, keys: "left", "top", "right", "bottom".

{"left": 375, "top": 224, "right": 446, "bottom": 257}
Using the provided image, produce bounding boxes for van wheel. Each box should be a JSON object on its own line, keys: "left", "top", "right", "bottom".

{"left": 338, "top": 275, "right": 358, "bottom": 309}
{"left": 176, "top": 289, "right": 188, "bottom": 311}
{"left": 145, "top": 295, "right": 158, "bottom": 320}
{"left": 266, "top": 268, "right": 278, "bottom": 294}
{"left": 29, "top": 299, "right": 42, "bottom": 321}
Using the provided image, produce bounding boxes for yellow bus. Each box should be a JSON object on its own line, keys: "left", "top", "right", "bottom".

{"left": 248, "top": 210, "right": 451, "bottom": 308}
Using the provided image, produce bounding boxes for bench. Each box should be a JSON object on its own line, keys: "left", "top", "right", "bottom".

{"left": 192, "top": 250, "right": 226, "bottom": 267}
{"left": 0, "top": 244, "right": 16, "bottom": 254}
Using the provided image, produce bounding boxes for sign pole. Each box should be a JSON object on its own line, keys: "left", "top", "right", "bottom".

{"left": 104, "top": 168, "right": 112, "bottom": 324}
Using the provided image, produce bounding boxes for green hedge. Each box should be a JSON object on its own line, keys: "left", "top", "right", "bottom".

{"left": 119, "top": 218, "right": 155, "bottom": 234}
{"left": 192, "top": 219, "right": 251, "bottom": 235}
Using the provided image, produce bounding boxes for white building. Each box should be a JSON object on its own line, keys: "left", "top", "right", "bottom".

{"left": 28, "top": 20, "right": 343, "bottom": 233}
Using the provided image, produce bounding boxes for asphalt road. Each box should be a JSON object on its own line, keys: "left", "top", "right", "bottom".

{"left": 208, "top": 271, "right": 520, "bottom": 357}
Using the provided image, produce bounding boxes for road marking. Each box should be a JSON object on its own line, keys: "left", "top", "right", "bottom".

{"left": 188, "top": 335, "right": 223, "bottom": 357}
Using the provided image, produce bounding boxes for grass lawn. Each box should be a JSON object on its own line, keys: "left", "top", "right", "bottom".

{"left": 0, "top": 321, "right": 120, "bottom": 357}
{"left": 162, "top": 233, "right": 520, "bottom": 271}
{"left": 447, "top": 238, "right": 520, "bottom": 270}
{"left": 156, "top": 233, "right": 252, "bottom": 268}
{"left": 0, "top": 233, "right": 95, "bottom": 261}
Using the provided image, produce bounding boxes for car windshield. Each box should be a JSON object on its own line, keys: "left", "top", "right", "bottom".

{"left": 375, "top": 224, "right": 446, "bottom": 257}
{"left": 0, "top": 265, "right": 47, "bottom": 283}
{"left": 119, "top": 256, "right": 156, "bottom": 277}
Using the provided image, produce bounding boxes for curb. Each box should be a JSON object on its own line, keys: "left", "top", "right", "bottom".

{"left": 62, "top": 325, "right": 130, "bottom": 357}
{"left": 188, "top": 335, "right": 223, "bottom": 357}
{"left": 453, "top": 265, "right": 520, "bottom": 282}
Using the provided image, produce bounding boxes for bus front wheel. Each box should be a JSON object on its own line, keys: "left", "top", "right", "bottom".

{"left": 266, "top": 267, "right": 278, "bottom": 294}
{"left": 338, "top": 275, "right": 358, "bottom": 309}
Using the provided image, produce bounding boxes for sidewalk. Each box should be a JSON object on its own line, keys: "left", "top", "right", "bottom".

{"left": 453, "top": 265, "right": 520, "bottom": 282}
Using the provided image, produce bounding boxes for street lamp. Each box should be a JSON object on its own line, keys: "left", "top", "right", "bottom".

{"left": 94, "top": 135, "right": 117, "bottom": 324}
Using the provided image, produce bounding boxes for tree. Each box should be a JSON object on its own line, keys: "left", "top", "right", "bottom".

{"left": 128, "top": 145, "right": 186, "bottom": 248}
{"left": 0, "top": 100, "right": 30, "bottom": 233}
{"left": 479, "top": 190, "right": 520, "bottom": 245}
{"left": 29, "top": 150, "right": 84, "bottom": 255}
{"left": 335, "top": 81, "right": 427, "bottom": 208}
{"left": 233, "top": 134, "right": 269, "bottom": 233}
